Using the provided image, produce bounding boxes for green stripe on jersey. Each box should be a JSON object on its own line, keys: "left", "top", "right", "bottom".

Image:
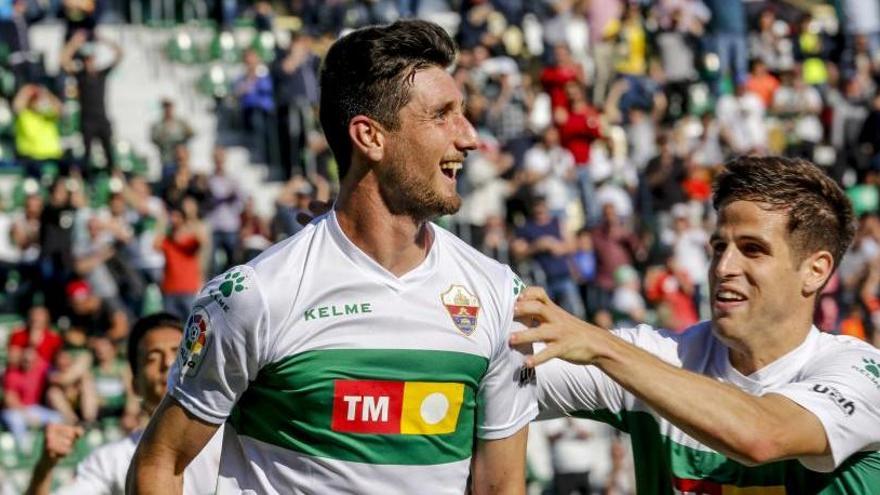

{"left": 575, "top": 409, "right": 880, "bottom": 494}
{"left": 229, "top": 349, "right": 489, "bottom": 465}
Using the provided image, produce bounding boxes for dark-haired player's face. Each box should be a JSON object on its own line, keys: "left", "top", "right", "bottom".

{"left": 136, "top": 326, "right": 183, "bottom": 411}
{"left": 708, "top": 201, "right": 809, "bottom": 345}
{"left": 378, "top": 66, "right": 478, "bottom": 221}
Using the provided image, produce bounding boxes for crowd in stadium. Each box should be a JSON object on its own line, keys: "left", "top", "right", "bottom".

{"left": 0, "top": 0, "right": 879, "bottom": 493}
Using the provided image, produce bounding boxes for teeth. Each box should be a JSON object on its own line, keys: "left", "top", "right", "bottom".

{"left": 440, "top": 162, "right": 462, "bottom": 171}
{"left": 717, "top": 290, "right": 745, "bottom": 301}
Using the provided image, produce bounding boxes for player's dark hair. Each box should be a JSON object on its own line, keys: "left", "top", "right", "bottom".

{"left": 319, "top": 19, "right": 456, "bottom": 180}
{"left": 712, "top": 156, "right": 855, "bottom": 270}
{"left": 127, "top": 312, "right": 184, "bottom": 376}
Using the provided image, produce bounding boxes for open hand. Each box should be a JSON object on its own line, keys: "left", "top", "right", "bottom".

{"left": 509, "top": 287, "right": 605, "bottom": 367}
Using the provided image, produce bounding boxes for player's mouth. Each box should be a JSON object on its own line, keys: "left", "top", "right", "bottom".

{"left": 440, "top": 161, "right": 463, "bottom": 181}
{"left": 713, "top": 286, "right": 748, "bottom": 312}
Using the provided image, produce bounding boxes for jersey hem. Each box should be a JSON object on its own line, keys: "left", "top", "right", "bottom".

{"left": 476, "top": 403, "right": 539, "bottom": 440}
{"left": 169, "top": 388, "right": 228, "bottom": 425}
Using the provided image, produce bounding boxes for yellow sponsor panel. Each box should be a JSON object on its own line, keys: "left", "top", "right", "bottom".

{"left": 722, "top": 486, "right": 786, "bottom": 495}
{"left": 400, "top": 382, "right": 464, "bottom": 435}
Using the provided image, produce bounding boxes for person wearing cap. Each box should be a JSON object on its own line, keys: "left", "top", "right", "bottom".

{"left": 65, "top": 279, "right": 128, "bottom": 344}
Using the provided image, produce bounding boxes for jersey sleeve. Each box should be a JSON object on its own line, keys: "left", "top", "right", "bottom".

{"left": 167, "top": 265, "right": 270, "bottom": 424}
{"left": 537, "top": 325, "right": 680, "bottom": 424}
{"left": 475, "top": 270, "right": 538, "bottom": 440}
{"left": 769, "top": 347, "right": 880, "bottom": 472}
{"left": 536, "top": 355, "right": 626, "bottom": 422}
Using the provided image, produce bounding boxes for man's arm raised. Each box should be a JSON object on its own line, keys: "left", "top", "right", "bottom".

{"left": 126, "top": 396, "right": 219, "bottom": 494}
{"left": 510, "top": 287, "right": 830, "bottom": 466}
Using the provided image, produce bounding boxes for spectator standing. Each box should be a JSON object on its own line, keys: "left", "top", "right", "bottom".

{"left": 206, "top": 146, "right": 243, "bottom": 275}
{"left": 513, "top": 196, "right": 585, "bottom": 318}
{"left": 543, "top": 417, "right": 618, "bottom": 495}
{"left": 40, "top": 179, "right": 78, "bottom": 318}
{"left": 234, "top": 48, "right": 275, "bottom": 168}
{"left": 60, "top": 30, "right": 123, "bottom": 175}
{"left": 703, "top": 0, "right": 747, "bottom": 95}
{"left": 556, "top": 81, "right": 602, "bottom": 223}
{"left": 590, "top": 202, "right": 644, "bottom": 310}
{"left": 523, "top": 126, "right": 575, "bottom": 219}
{"left": 154, "top": 197, "right": 206, "bottom": 319}
{"left": 271, "top": 31, "right": 319, "bottom": 180}
{"left": 150, "top": 99, "right": 194, "bottom": 179}
{"left": 12, "top": 84, "right": 63, "bottom": 178}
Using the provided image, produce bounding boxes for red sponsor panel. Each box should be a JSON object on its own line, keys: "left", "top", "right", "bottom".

{"left": 331, "top": 380, "right": 404, "bottom": 434}
{"left": 673, "top": 477, "right": 722, "bottom": 495}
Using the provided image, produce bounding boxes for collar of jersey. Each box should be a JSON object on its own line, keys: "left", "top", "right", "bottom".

{"left": 326, "top": 210, "right": 439, "bottom": 291}
{"left": 718, "top": 326, "right": 821, "bottom": 394}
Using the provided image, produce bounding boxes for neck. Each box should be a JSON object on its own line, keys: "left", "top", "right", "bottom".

{"left": 724, "top": 312, "right": 814, "bottom": 376}
{"left": 334, "top": 169, "right": 431, "bottom": 277}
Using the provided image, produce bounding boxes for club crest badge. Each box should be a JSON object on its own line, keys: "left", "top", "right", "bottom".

{"left": 441, "top": 285, "right": 480, "bottom": 335}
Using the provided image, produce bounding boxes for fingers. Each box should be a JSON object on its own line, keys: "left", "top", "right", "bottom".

{"left": 513, "top": 298, "right": 554, "bottom": 324}
{"left": 519, "top": 286, "right": 551, "bottom": 304}
{"left": 525, "top": 345, "right": 560, "bottom": 368}
{"left": 509, "top": 327, "right": 550, "bottom": 347}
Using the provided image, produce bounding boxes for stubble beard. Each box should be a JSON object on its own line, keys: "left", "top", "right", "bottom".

{"left": 377, "top": 156, "right": 461, "bottom": 223}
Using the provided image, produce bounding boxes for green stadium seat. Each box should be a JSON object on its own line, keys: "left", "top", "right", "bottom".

{"left": 198, "top": 64, "right": 231, "bottom": 99}
{"left": 209, "top": 30, "right": 240, "bottom": 64}
{"left": 251, "top": 31, "right": 276, "bottom": 63}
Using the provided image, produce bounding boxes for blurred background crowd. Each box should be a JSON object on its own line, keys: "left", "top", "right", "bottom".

{"left": 0, "top": 0, "right": 879, "bottom": 493}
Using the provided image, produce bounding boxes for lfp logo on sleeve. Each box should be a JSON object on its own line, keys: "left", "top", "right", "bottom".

{"left": 179, "top": 306, "right": 211, "bottom": 376}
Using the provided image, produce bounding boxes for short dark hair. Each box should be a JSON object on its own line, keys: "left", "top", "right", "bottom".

{"left": 127, "top": 312, "right": 184, "bottom": 376}
{"left": 712, "top": 156, "right": 855, "bottom": 269}
{"left": 319, "top": 20, "right": 456, "bottom": 180}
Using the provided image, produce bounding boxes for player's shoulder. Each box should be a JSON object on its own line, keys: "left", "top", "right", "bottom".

{"left": 246, "top": 216, "right": 324, "bottom": 280}
{"left": 612, "top": 321, "right": 715, "bottom": 367}
{"left": 201, "top": 216, "right": 325, "bottom": 317}
{"left": 807, "top": 331, "right": 880, "bottom": 375}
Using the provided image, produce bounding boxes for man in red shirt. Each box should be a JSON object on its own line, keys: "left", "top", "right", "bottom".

{"left": 2, "top": 346, "right": 63, "bottom": 444}
{"left": 7, "top": 305, "right": 63, "bottom": 366}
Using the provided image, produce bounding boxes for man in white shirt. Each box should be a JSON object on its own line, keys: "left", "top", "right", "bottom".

{"left": 25, "top": 313, "right": 221, "bottom": 495}
{"left": 128, "top": 20, "right": 536, "bottom": 495}
{"left": 516, "top": 156, "right": 880, "bottom": 492}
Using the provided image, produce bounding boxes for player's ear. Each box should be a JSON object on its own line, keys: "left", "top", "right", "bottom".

{"left": 349, "top": 115, "right": 385, "bottom": 162}
{"left": 802, "top": 249, "right": 833, "bottom": 296}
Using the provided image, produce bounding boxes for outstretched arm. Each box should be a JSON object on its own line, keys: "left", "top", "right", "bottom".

{"left": 510, "top": 287, "right": 829, "bottom": 466}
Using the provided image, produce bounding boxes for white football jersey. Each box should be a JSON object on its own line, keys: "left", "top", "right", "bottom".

{"left": 168, "top": 211, "right": 537, "bottom": 494}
